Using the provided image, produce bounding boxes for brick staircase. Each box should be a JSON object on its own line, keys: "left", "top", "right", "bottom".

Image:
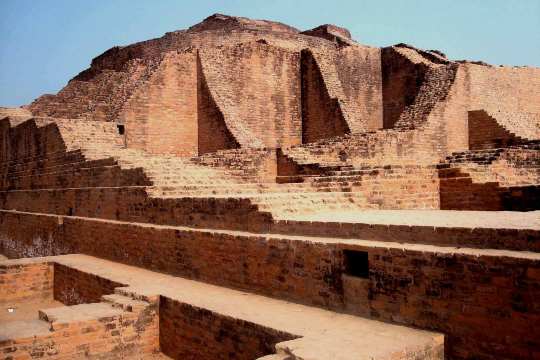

{"left": 439, "top": 143, "right": 540, "bottom": 210}
{"left": 468, "top": 110, "right": 539, "bottom": 150}
{"left": 443, "top": 143, "right": 540, "bottom": 186}
{"left": 2, "top": 289, "right": 164, "bottom": 359}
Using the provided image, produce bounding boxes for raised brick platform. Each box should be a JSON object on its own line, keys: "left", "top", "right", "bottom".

{"left": 1, "top": 12, "right": 539, "bottom": 360}
{"left": 1, "top": 255, "right": 443, "bottom": 360}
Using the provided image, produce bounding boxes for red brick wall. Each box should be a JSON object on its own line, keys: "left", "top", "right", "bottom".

{"left": 438, "top": 168, "right": 503, "bottom": 210}
{"left": 0, "top": 118, "right": 150, "bottom": 191}
{"left": 1, "top": 211, "right": 538, "bottom": 359}
{"left": 197, "top": 53, "right": 240, "bottom": 155}
{"left": 1, "top": 298, "right": 159, "bottom": 359}
{"left": 3, "top": 120, "right": 66, "bottom": 162}
{"left": 53, "top": 263, "right": 125, "bottom": 305}
{"left": 200, "top": 42, "right": 302, "bottom": 148}
{"left": 301, "top": 49, "right": 349, "bottom": 143}
{"left": 159, "top": 297, "right": 296, "bottom": 360}
{"left": 121, "top": 51, "right": 199, "bottom": 156}
{"left": 0, "top": 118, "right": 11, "bottom": 164}
{"left": 0, "top": 261, "right": 53, "bottom": 304}
{"left": 381, "top": 47, "right": 426, "bottom": 129}
{"left": 468, "top": 110, "right": 523, "bottom": 149}
{"left": 0, "top": 187, "right": 272, "bottom": 232}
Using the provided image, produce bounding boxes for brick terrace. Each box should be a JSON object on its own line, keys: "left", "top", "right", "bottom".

{"left": 1, "top": 13, "right": 539, "bottom": 360}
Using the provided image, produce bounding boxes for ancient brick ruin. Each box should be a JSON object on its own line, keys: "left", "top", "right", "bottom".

{"left": 1, "top": 13, "right": 539, "bottom": 359}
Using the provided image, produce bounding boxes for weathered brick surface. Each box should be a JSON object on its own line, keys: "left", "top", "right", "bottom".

{"left": 200, "top": 42, "right": 302, "bottom": 149}
{"left": 0, "top": 261, "right": 53, "bottom": 304}
{"left": 54, "top": 263, "right": 125, "bottom": 305}
{"left": 2, "top": 12, "right": 540, "bottom": 360}
{"left": 121, "top": 51, "right": 199, "bottom": 156}
{"left": 1, "top": 211, "right": 538, "bottom": 359}
{"left": 159, "top": 297, "right": 296, "bottom": 359}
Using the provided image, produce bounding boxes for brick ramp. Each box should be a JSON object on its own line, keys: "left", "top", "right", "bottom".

{"left": 0, "top": 254, "right": 444, "bottom": 360}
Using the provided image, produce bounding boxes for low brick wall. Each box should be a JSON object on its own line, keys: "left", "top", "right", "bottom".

{"left": 0, "top": 301, "right": 159, "bottom": 359}
{"left": 0, "top": 261, "right": 53, "bottom": 304}
{"left": 0, "top": 187, "right": 273, "bottom": 232}
{"left": 54, "top": 263, "right": 126, "bottom": 305}
{"left": 271, "top": 219, "right": 540, "bottom": 252}
{"left": 1, "top": 210, "right": 539, "bottom": 359}
{"left": 160, "top": 296, "right": 297, "bottom": 359}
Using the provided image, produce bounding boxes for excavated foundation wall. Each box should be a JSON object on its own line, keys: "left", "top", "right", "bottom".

{"left": 0, "top": 261, "right": 160, "bottom": 359}
{"left": 160, "top": 297, "right": 297, "bottom": 359}
{"left": 1, "top": 211, "right": 538, "bottom": 360}
{"left": 0, "top": 260, "right": 123, "bottom": 307}
{"left": 53, "top": 263, "right": 125, "bottom": 305}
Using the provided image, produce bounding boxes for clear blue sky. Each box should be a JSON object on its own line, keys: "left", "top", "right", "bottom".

{"left": 1, "top": 0, "right": 539, "bottom": 107}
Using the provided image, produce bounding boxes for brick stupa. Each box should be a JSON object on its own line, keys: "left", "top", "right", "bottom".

{"left": 1, "top": 14, "right": 539, "bottom": 360}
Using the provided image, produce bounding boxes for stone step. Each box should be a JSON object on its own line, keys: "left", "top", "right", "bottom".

{"left": 0, "top": 149, "right": 84, "bottom": 168}
{"left": 38, "top": 302, "right": 125, "bottom": 329}
{"left": 101, "top": 293, "right": 150, "bottom": 312}
{"left": 7, "top": 158, "right": 117, "bottom": 177}
{"left": 256, "top": 354, "right": 291, "bottom": 360}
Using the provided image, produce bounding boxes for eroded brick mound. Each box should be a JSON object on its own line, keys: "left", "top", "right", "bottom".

{"left": 26, "top": 14, "right": 540, "bottom": 161}
{"left": 1, "top": 14, "right": 540, "bottom": 360}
